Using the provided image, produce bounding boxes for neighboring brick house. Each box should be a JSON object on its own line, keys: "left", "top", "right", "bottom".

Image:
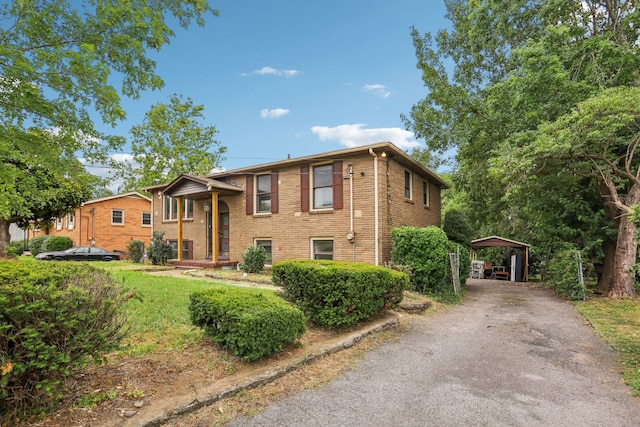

{"left": 145, "top": 142, "right": 448, "bottom": 266}
{"left": 32, "top": 192, "right": 152, "bottom": 252}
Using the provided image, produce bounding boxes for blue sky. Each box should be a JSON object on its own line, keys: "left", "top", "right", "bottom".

{"left": 101, "top": 0, "right": 450, "bottom": 179}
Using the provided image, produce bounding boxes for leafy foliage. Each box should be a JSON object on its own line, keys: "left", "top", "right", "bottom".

{"left": 0, "top": 0, "right": 218, "bottom": 256}
{"left": 126, "top": 240, "right": 146, "bottom": 263}
{"left": 147, "top": 231, "right": 172, "bottom": 266}
{"left": 547, "top": 244, "right": 591, "bottom": 301}
{"left": 0, "top": 261, "right": 130, "bottom": 421}
{"left": 189, "top": 288, "right": 306, "bottom": 362}
{"left": 116, "top": 94, "right": 227, "bottom": 192}
{"left": 42, "top": 236, "right": 73, "bottom": 252}
{"left": 272, "top": 260, "right": 407, "bottom": 327}
{"left": 27, "top": 235, "right": 50, "bottom": 256}
{"left": 391, "top": 226, "right": 451, "bottom": 294}
{"left": 405, "top": 0, "right": 640, "bottom": 297}
{"left": 443, "top": 209, "right": 472, "bottom": 246}
{"left": 240, "top": 245, "right": 268, "bottom": 273}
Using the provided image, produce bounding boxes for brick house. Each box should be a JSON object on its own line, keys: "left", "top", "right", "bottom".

{"left": 32, "top": 192, "right": 152, "bottom": 252}
{"left": 145, "top": 142, "right": 448, "bottom": 267}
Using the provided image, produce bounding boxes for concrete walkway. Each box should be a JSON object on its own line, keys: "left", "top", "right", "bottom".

{"left": 227, "top": 279, "right": 640, "bottom": 427}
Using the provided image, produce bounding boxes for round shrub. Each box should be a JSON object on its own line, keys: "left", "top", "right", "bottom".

{"left": 27, "top": 235, "right": 49, "bottom": 256}
{"left": 240, "top": 245, "right": 267, "bottom": 273}
{"left": 0, "top": 261, "right": 130, "bottom": 421}
{"left": 42, "top": 236, "right": 73, "bottom": 252}
{"left": 127, "top": 239, "right": 145, "bottom": 263}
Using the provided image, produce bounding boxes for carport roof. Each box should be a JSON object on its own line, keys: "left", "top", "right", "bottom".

{"left": 470, "top": 236, "right": 531, "bottom": 249}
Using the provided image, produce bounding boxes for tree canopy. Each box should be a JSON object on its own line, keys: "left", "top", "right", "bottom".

{"left": 406, "top": 0, "right": 640, "bottom": 296}
{"left": 116, "top": 94, "right": 227, "bottom": 192}
{"left": 0, "top": 0, "right": 217, "bottom": 256}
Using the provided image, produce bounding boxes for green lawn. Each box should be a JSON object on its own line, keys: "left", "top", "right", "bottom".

{"left": 575, "top": 298, "right": 640, "bottom": 396}
{"left": 63, "top": 261, "right": 277, "bottom": 356}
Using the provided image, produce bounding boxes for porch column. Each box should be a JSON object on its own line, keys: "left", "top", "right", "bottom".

{"left": 177, "top": 196, "right": 183, "bottom": 260}
{"left": 211, "top": 192, "right": 219, "bottom": 262}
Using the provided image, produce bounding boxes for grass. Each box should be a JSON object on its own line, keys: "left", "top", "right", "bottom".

{"left": 64, "top": 261, "right": 279, "bottom": 356}
{"left": 575, "top": 297, "right": 640, "bottom": 396}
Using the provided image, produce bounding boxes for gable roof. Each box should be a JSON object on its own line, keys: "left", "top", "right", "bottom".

{"left": 209, "top": 142, "right": 450, "bottom": 189}
{"left": 82, "top": 191, "right": 151, "bottom": 206}
{"left": 470, "top": 236, "right": 531, "bottom": 249}
{"left": 161, "top": 174, "right": 244, "bottom": 199}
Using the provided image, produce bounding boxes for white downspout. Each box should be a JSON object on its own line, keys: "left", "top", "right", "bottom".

{"left": 368, "top": 149, "right": 379, "bottom": 265}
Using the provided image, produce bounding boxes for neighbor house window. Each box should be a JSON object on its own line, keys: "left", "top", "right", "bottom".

{"left": 423, "top": 181, "right": 429, "bottom": 207}
{"left": 256, "top": 174, "right": 272, "bottom": 213}
{"left": 312, "top": 164, "right": 333, "bottom": 209}
{"left": 404, "top": 170, "right": 413, "bottom": 199}
{"left": 312, "top": 239, "right": 334, "bottom": 260}
{"left": 56, "top": 218, "right": 63, "bottom": 230}
{"left": 255, "top": 239, "right": 273, "bottom": 265}
{"left": 112, "top": 209, "right": 124, "bottom": 225}
{"left": 163, "top": 196, "right": 194, "bottom": 221}
{"left": 67, "top": 213, "right": 75, "bottom": 230}
{"left": 142, "top": 212, "right": 151, "bottom": 227}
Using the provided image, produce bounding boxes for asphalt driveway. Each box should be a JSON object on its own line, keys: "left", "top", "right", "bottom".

{"left": 228, "top": 279, "right": 640, "bottom": 427}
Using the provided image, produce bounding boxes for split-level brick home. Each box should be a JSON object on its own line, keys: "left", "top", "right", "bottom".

{"left": 32, "top": 192, "right": 152, "bottom": 253}
{"left": 145, "top": 142, "right": 449, "bottom": 267}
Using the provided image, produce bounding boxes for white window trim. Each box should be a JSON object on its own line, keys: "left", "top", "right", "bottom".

{"left": 311, "top": 238, "right": 334, "bottom": 260}
{"left": 112, "top": 209, "right": 124, "bottom": 225}
{"left": 255, "top": 174, "right": 272, "bottom": 214}
{"left": 163, "top": 195, "right": 194, "bottom": 221}
{"left": 404, "top": 170, "right": 413, "bottom": 200}
{"left": 142, "top": 211, "right": 152, "bottom": 227}
{"left": 311, "top": 163, "right": 334, "bottom": 211}
{"left": 56, "top": 218, "right": 63, "bottom": 230}
{"left": 67, "top": 213, "right": 75, "bottom": 230}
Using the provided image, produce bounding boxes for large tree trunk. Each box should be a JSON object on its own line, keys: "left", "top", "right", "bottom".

{"left": 608, "top": 212, "right": 637, "bottom": 297}
{"left": 597, "top": 239, "right": 616, "bottom": 294}
{"left": 0, "top": 219, "right": 11, "bottom": 259}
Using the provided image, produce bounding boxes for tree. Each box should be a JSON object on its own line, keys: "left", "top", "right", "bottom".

{"left": 405, "top": 0, "right": 640, "bottom": 297}
{"left": 116, "top": 94, "right": 226, "bottom": 192}
{"left": 0, "top": 0, "right": 217, "bottom": 257}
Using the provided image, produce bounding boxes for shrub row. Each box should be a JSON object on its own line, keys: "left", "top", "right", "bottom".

{"left": 27, "top": 235, "right": 73, "bottom": 256}
{"left": 271, "top": 260, "right": 408, "bottom": 327}
{"left": 189, "top": 288, "right": 306, "bottom": 362}
{"left": 0, "top": 261, "right": 129, "bottom": 421}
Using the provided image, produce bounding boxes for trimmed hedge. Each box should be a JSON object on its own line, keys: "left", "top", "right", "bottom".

{"left": 189, "top": 288, "right": 306, "bottom": 362}
{"left": 271, "top": 260, "right": 408, "bottom": 327}
{"left": 0, "top": 261, "right": 129, "bottom": 421}
{"left": 42, "top": 236, "right": 73, "bottom": 252}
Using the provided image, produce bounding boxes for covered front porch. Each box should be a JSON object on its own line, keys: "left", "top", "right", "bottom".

{"left": 161, "top": 174, "right": 244, "bottom": 266}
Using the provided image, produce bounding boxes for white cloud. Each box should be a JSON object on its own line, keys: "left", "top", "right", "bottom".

{"left": 363, "top": 83, "right": 391, "bottom": 98}
{"left": 310, "top": 124, "right": 419, "bottom": 151}
{"left": 260, "top": 108, "right": 290, "bottom": 119}
{"left": 242, "top": 66, "right": 301, "bottom": 77}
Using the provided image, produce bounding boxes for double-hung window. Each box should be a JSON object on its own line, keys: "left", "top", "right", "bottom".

{"left": 256, "top": 174, "right": 272, "bottom": 213}
{"left": 423, "top": 181, "right": 429, "bottom": 207}
{"left": 312, "top": 164, "right": 333, "bottom": 209}
{"left": 255, "top": 239, "right": 273, "bottom": 265}
{"left": 142, "top": 212, "right": 151, "bottom": 226}
{"left": 112, "top": 209, "right": 124, "bottom": 225}
{"left": 163, "top": 195, "right": 194, "bottom": 221}
{"left": 68, "top": 213, "right": 75, "bottom": 230}
{"left": 312, "top": 239, "right": 334, "bottom": 260}
{"left": 404, "top": 170, "right": 413, "bottom": 200}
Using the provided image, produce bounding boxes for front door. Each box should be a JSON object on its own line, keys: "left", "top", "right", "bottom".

{"left": 219, "top": 202, "right": 230, "bottom": 260}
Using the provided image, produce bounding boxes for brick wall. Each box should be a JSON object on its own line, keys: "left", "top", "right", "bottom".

{"left": 152, "top": 151, "right": 444, "bottom": 266}
{"left": 40, "top": 194, "right": 152, "bottom": 252}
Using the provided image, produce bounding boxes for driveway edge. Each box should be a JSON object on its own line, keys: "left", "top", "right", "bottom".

{"left": 118, "top": 312, "right": 400, "bottom": 427}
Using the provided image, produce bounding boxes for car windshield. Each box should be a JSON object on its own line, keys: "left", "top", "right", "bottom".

{"left": 63, "top": 248, "right": 77, "bottom": 253}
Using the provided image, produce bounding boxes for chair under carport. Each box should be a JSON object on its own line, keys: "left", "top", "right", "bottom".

{"left": 470, "top": 236, "right": 531, "bottom": 282}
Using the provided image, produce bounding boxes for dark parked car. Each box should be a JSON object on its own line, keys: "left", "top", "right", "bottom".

{"left": 35, "top": 246, "right": 122, "bottom": 261}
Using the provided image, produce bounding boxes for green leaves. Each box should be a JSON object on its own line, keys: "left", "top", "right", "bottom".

{"left": 116, "top": 93, "right": 227, "bottom": 192}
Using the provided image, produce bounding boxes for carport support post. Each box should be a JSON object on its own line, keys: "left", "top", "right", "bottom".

{"left": 177, "top": 196, "right": 183, "bottom": 260}
{"left": 211, "top": 192, "right": 219, "bottom": 262}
